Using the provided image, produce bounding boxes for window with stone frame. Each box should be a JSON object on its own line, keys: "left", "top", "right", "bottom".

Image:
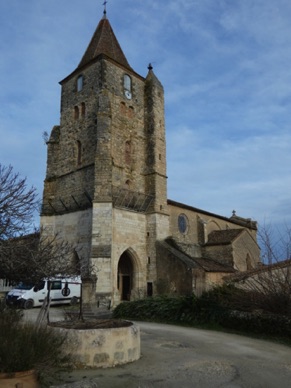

{"left": 178, "top": 213, "right": 188, "bottom": 234}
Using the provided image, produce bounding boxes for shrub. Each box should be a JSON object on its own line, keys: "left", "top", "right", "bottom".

{"left": 0, "top": 298, "right": 23, "bottom": 328}
{"left": 0, "top": 300, "right": 70, "bottom": 386}
{"left": 113, "top": 285, "right": 291, "bottom": 341}
{"left": 113, "top": 295, "right": 198, "bottom": 323}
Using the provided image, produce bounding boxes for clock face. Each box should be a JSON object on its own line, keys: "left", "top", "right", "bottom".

{"left": 178, "top": 214, "right": 188, "bottom": 234}
{"left": 124, "top": 90, "right": 132, "bottom": 100}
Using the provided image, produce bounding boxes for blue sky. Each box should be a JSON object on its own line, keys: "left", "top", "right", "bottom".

{"left": 1, "top": 0, "right": 291, "bottom": 237}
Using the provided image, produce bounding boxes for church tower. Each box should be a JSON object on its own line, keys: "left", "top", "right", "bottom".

{"left": 41, "top": 10, "right": 169, "bottom": 305}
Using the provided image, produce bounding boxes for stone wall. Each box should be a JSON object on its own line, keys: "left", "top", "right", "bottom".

{"left": 232, "top": 231, "right": 261, "bottom": 271}
{"left": 42, "top": 61, "right": 101, "bottom": 214}
{"left": 203, "top": 230, "right": 261, "bottom": 271}
{"left": 144, "top": 69, "right": 168, "bottom": 213}
{"left": 156, "top": 242, "right": 193, "bottom": 294}
{"left": 96, "top": 60, "right": 147, "bottom": 196}
{"left": 112, "top": 208, "right": 147, "bottom": 301}
{"left": 205, "top": 272, "right": 230, "bottom": 291}
{"left": 52, "top": 322, "right": 140, "bottom": 368}
{"left": 168, "top": 201, "right": 257, "bottom": 248}
{"left": 40, "top": 209, "right": 93, "bottom": 268}
{"left": 203, "top": 244, "right": 234, "bottom": 267}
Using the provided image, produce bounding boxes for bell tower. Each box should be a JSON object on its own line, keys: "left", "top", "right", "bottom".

{"left": 41, "top": 10, "right": 169, "bottom": 304}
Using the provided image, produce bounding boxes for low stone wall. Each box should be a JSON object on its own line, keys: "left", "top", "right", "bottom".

{"left": 50, "top": 320, "right": 140, "bottom": 368}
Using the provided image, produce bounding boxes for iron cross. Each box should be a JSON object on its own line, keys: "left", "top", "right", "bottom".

{"left": 103, "top": 1, "right": 108, "bottom": 14}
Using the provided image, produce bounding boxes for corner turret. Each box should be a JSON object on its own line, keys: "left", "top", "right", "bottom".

{"left": 144, "top": 64, "right": 168, "bottom": 214}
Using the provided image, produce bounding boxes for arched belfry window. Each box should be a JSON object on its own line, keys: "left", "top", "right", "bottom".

{"left": 77, "top": 140, "right": 82, "bottom": 165}
{"left": 124, "top": 75, "right": 131, "bottom": 91}
{"left": 123, "top": 74, "right": 132, "bottom": 99}
{"left": 77, "top": 75, "right": 83, "bottom": 92}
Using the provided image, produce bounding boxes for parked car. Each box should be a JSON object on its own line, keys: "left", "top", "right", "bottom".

{"left": 5, "top": 276, "right": 81, "bottom": 309}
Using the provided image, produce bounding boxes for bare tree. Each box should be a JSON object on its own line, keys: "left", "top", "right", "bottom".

{"left": 0, "top": 164, "right": 83, "bottom": 284}
{"left": 258, "top": 222, "right": 291, "bottom": 264}
{"left": 227, "top": 224, "right": 291, "bottom": 316}
{"left": 0, "top": 230, "right": 82, "bottom": 285}
{"left": 0, "top": 164, "right": 97, "bottom": 319}
{"left": 0, "top": 164, "right": 38, "bottom": 239}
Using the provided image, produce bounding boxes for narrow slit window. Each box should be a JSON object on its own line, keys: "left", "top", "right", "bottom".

{"left": 125, "top": 140, "right": 131, "bottom": 165}
{"left": 74, "top": 106, "right": 79, "bottom": 120}
{"left": 77, "top": 140, "right": 82, "bottom": 165}
{"left": 81, "top": 102, "right": 86, "bottom": 117}
{"left": 77, "top": 75, "right": 83, "bottom": 92}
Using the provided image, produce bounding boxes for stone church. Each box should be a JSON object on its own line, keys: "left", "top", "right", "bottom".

{"left": 40, "top": 11, "right": 261, "bottom": 306}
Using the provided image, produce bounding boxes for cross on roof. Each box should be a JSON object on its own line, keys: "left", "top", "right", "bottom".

{"left": 103, "top": 0, "right": 108, "bottom": 15}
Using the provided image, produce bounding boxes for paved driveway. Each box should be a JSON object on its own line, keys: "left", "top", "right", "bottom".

{"left": 58, "top": 322, "right": 291, "bottom": 387}
{"left": 25, "top": 308, "right": 291, "bottom": 387}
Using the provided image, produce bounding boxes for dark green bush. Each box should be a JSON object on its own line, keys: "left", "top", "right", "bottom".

{"left": 113, "top": 285, "right": 291, "bottom": 341}
{"left": 0, "top": 298, "right": 23, "bottom": 327}
{"left": 247, "top": 290, "right": 291, "bottom": 317}
{"left": 114, "top": 294, "right": 198, "bottom": 323}
{"left": 219, "top": 310, "right": 291, "bottom": 337}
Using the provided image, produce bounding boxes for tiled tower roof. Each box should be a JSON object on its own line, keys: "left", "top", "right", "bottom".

{"left": 78, "top": 16, "right": 132, "bottom": 71}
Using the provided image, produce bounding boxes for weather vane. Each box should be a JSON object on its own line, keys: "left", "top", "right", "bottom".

{"left": 103, "top": 0, "right": 108, "bottom": 15}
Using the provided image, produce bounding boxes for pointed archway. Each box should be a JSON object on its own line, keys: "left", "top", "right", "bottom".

{"left": 117, "top": 251, "right": 134, "bottom": 301}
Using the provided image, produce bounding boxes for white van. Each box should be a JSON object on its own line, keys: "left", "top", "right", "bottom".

{"left": 5, "top": 276, "right": 81, "bottom": 309}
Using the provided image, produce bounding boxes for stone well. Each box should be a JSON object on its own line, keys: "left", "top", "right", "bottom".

{"left": 50, "top": 320, "right": 140, "bottom": 368}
